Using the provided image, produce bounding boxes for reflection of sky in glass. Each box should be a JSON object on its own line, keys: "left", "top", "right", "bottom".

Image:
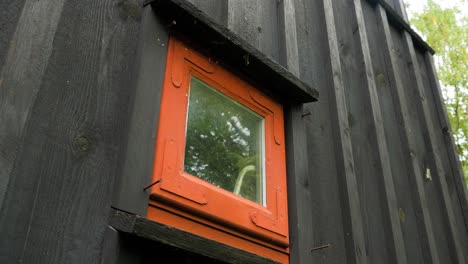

{"left": 184, "top": 77, "right": 265, "bottom": 204}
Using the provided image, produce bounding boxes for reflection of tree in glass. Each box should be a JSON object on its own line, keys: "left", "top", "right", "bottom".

{"left": 184, "top": 77, "right": 263, "bottom": 203}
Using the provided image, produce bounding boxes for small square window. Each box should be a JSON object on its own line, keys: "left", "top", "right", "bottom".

{"left": 148, "top": 36, "right": 288, "bottom": 248}
{"left": 184, "top": 76, "right": 266, "bottom": 205}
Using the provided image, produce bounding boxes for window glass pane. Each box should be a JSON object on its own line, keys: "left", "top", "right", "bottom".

{"left": 184, "top": 77, "right": 265, "bottom": 204}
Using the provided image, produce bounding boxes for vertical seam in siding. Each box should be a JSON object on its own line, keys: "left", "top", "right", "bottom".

{"left": 278, "top": 0, "right": 300, "bottom": 76}
{"left": 323, "top": 0, "right": 368, "bottom": 263}
{"left": 352, "top": 1, "right": 408, "bottom": 263}
{"left": 376, "top": 5, "right": 440, "bottom": 263}
{"left": 423, "top": 52, "right": 468, "bottom": 232}
{"left": 403, "top": 31, "right": 466, "bottom": 264}
{"left": 0, "top": 0, "right": 67, "bottom": 213}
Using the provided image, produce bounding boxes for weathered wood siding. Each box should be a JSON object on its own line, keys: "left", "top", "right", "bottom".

{"left": 0, "top": 0, "right": 143, "bottom": 263}
{"left": 0, "top": 0, "right": 467, "bottom": 263}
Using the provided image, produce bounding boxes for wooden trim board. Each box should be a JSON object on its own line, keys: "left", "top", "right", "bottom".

{"left": 109, "top": 209, "right": 281, "bottom": 264}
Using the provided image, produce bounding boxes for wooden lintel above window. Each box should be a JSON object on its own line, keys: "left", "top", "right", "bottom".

{"left": 145, "top": 0, "right": 319, "bottom": 104}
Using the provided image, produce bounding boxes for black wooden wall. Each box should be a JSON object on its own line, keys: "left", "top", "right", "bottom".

{"left": 0, "top": 0, "right": 142, "bottom": 262}
{"left": 1, "top": 0, "right": 467, "bottom": 263}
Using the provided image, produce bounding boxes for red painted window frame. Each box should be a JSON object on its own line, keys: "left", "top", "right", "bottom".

{"left": 149, "top": 36, "right": 289, "bottom": 247}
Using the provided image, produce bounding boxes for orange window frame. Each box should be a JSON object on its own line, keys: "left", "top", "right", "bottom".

{"left": 149, "top": 36, "right": 289, "bottom": 247}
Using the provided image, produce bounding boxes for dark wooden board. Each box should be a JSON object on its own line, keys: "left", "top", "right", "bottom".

{"left": 277, "top": 0, "right": 300, "bottom": 76}
{"left": 148, "top": 0, "right": 319, "bottom": 104}
{"left": 187, "top": 0, "right": 228, "bottom": 27}
{"left": 111, "top": 6, "right": 169, "bottom": 216}
{"left": 376, "top": 5, "right": 439, "bottom": 264}
{"left": 102, "top": 225, "right": 229, "bottom": 264}
{"left": 392, "top": 27, "right": 452, "bottom": 263}
{"left": 415, "top": 50, "right": 468, "bottom": 261}
{"left": 382, "top": 0, "right": 396, "bottom": 10}
{"left": 101, "top": 227, "right": 121, "bottom": 264}
{"left": 109, "top": 209, "right": 280, "bottom": 264}
{"left": 0, "top": 0, "right": 26, "bottom": 69}
{"left": 423, "top": 52, "right": 468, "bottom": 231}
{"left": 322, "top": 0, "right": 371, "bottom": 263}
{"left": 391, "top": 0, "right": 409, "bottom": 21}
{"left": 334, "top": 0, "right": 392, "bottom": 262}
{"left": 402, "top": 31, "right": 465, "bottom": 263}
{"left": 355, "top": 2, "right": 408, "bottom": 263}
{"left": 366, "top": 0, "right": 434, "bottom": 54}
{"left": 281, "top": 0, "right": 321, "bottom": 263}
{"left": 0, "top": 0, "right": 143, "bottom": 263}
{"left": 292, "top": 0, "right": 353, "bottom": 263}
{"left": 284, "top": 104, "right": 325, "bottom": 264}
{"left": 0, "top": 0, "right": 68, "bottom": 209}
{"left": 227, "top": 0, "right": 280, "bottom": 62}
{"left": 364, "top": 3, "right": 425, "bottom": 263}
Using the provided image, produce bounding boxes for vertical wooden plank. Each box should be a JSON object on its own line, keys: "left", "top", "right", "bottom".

{"left": 392, "top": 25, "right": 453, "bottom": 263}
{"left": 0, "top": 0, "right": 26, "bottom": 69}
{"left": 322, "top": 0, "right": 368, "bottom": 263}
{"left": 376, "top": 5, "right": 439, "bottom": 263}
{"left": 101, "top": 226, "right": 144, "bottom": 264}
{"left": 101, "top": 227, "right": 121, "bottom": 264}
{"left": 382, "top": 0, "right": 395, "bottom": 10}
{"left": 111, "top": 6, "right": 168, "bottom": 215}
{"left": 279, "top": 1, "right": 307, "bottom": 263}
{"left": 423, "top": 52, "right": 468, "bottom": 230}
{"left": 0, "top": 0, "right": 67, "bottom": 209}
{"left": 402, "top": 32, "right": 466, "bottom": 264}
{"left": 284, "top": 104, "right": 312, "bottom": 264}
{"left": 349, "top": 1, "right": 407, "bottom": 263}
{"left": 186, "top": 0, "right": 228, "bottom": 27}
{"left": 391, "top": 0, "right": 408, "bottom": 22}
{"left": 416, "top": 51, "right": 468, "bottom": 261}
{"left": 278, "top": 0, "right": 300, "bottom": 76}
{"left": 363, "top": 3, "right": 425, "bottom": 263}
{"left": 293, "top": 0, "right": 349, "bottom": 262}
{"left": 0, "top": 0, "right": 142, "bottom": 262}
{"left": 331, "top": 0, "right": 409, "bottom": 261}
{"left": 227, "top": 0, "right": 280, "bottom": 61}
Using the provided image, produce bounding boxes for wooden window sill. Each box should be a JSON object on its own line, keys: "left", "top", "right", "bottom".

{"left": 109, "top": 208, "right": 281, "bottom": 264}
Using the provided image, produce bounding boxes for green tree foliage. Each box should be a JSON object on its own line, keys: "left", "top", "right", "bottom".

{"left": 184, "top": 77, "right": 264, "bottom": 203}
{"left": 409, "top": 0, "right": 468, "bottom": 185}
